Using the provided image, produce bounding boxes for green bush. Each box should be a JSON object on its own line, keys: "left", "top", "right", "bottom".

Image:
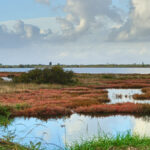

{"left": 13, "top": 66, "right": 75, "bottom": 84}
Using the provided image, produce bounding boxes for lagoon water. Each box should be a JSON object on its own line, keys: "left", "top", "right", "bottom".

{"left": 0, "top": 68, "right": 34, "bottom": 72}
{"left": 1, "top": 114, "right": 150, "bottom": 149}
{"left": 65, "top": 68, "right": 150, "bottom": 74}
{"left": 1, "top": 67, "right": 150, "bottom": 74}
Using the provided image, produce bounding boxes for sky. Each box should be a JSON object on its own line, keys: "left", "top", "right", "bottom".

{"left": 0, "top": 0, "right": 150, "bottom": 65}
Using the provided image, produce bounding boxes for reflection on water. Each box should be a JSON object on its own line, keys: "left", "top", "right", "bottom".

{"left": 1, "top": 114, "right": 150, "bottom": 149}
{"left": 1, "top": 67, "right": 150, "bottom": 74}
{"left": 107, "top": 89, "right": 150, "bottom": 104}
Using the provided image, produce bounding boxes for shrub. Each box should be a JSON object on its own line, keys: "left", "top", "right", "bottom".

{"left": 13, "top": 65, "right": 75, "bottom": 84}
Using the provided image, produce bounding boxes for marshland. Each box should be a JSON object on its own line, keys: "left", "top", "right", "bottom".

{"left": 1, "top": 66, "right": 150, "bottom": 149}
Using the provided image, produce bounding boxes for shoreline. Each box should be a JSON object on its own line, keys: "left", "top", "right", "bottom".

{"left": 0, "top": 65, "right": 150, "bottom": 68}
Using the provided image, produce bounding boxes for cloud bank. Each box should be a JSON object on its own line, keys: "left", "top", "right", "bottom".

{"left": 0, "top": 20, "right": 51, "bottom": 48}
{"left": 109, "top": 0, "right": 150, "bottom": 42}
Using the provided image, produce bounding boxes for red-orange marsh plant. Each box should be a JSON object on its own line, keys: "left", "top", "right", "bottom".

{"left": 74, "top": 103, "right": 150, "bottom": 115}
{"left": 13, "top": 106, "right": 72, "bottom": 118}
{"left": 133, "top": 87, "right": 150, "bottom": 100}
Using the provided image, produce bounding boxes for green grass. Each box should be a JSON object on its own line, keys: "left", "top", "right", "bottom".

{"left": 68, "top": 132, "right": 150, "bottom": 150}
{"left": 0, "top": 105, "right": 11, "bottom": 117}
{"left": 1, "top": 131, "right": 150, "bottom": 150}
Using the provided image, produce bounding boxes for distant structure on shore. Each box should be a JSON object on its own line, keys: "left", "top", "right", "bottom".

{"left": 49, "top": 62, "right": 52, "bottom": 66}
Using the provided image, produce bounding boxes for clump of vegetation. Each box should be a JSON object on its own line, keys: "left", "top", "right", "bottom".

{"left": 13, "top": 66, "right": 76, "bottom": 84}
{"left": 69, "top": 132, "right": 150, "bottom": 150}
{"left": 0, "top": 115, "right": 13, "bottom": 127}
{"left": 0, "top": 105, "right": 11, "bottom": 117}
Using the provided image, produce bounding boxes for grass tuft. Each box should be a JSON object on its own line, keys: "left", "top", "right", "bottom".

{"left": 68, "top": 132, "right": 150, "bottom": 150}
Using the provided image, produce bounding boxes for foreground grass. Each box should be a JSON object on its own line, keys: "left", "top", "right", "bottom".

{"left": 69, "top": 133, "right": 150, "bottom": 150}
{"left": 1, "top": 132, "right": 150, "bottom": 150}
{"left": 0, "top": 140, "right": 43, "bottom": 150}
{"left": 0, "top": 141, "right": 29, "bottom": 150}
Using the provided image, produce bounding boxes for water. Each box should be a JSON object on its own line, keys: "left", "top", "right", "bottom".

{"left": 1, "top": 77, "right": 12, "bottom": 81}
{"left": 65, "top": 67, "right": 150, "bottom": 74}
{"left": 0, "top": 68, "right": 34, "bottom": 72}
{"left": 1, "top": 114, "right": 150, "bottom": 149}
{"left": 1, "top": 67, "right": 150, "bottom": 74}
{"left": 107, "top": 89, "right": 150, "bottom": 104}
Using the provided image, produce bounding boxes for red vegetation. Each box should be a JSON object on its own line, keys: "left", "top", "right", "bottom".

{"left": 0, "top": 87, "right": 109, "bottom": 118}
{"left": 0, "top": 72, "right": 21, "bottom": 77}
{"left": 75, "top": 103, "right": 150, "bottom": 116}
{"left": 77, "top": 74, "right": 150, "bottom": 89}
{"left": 133, "top": 87, "right": 150, "bottom": 100}
{"left": 91, "top": 79, "right": 150, "bottom": 89}
{"left": 1, "top": 73, "right": 150, "bottom": 118}
{"left": 13, "top": 106, "right": 72, "bottom": 118}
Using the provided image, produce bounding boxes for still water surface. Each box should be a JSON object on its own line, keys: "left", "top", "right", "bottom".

{"left": 1, "top": 114, "right": 150, "bottom": 149}
{"left": 1, "top": 67, "right": 150, "bottom": 74}
{"left": 65, "top": 67, "right": 150, "bottom": 74}
{"left": 107, "top": 89, "right": 150, "bottom": 104}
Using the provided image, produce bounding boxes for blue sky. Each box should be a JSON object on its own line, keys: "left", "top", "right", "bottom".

{"left": 0, "top": 0, "right": 128, "bottom": 21}
{"left": 0, "top": 0, "right": 66, "bottom": 21}
{"left": 0, "top": 0, "right": 150, "bottom": 65}
{"left": 112, "top": 0, "right": 130, "bottom": 13}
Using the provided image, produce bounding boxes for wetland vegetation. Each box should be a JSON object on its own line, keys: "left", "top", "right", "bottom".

{"left": 1, "top": 70, "right": 150, "bottom": 118}
{"left": 1, "top": 67, "right": 150, "bottom": 149}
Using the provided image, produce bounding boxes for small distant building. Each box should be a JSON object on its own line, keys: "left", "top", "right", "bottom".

{"left": 49, "top": 62, "right": 52, "bottom": 66}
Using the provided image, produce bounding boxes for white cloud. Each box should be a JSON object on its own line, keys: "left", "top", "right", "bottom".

{"left": 109, "top": 0, "right": 150, "bottom": 42}
{"left": 57, "top": 0, "right": 123, "bottom": 41}
{"left": 0, "top": 20, "right": 51, "bottom": 48}
{"left": 0, "top": 17, "right": 60, "bottom": 33}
